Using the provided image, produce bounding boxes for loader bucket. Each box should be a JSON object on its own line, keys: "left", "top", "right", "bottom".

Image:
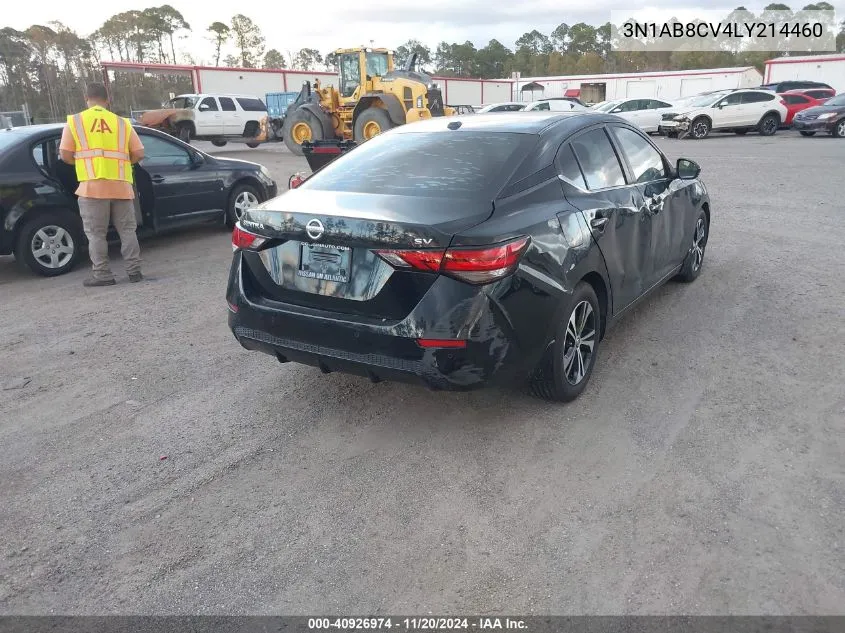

{"left": 301, "top": 140, "right": 357, "bottom": 172}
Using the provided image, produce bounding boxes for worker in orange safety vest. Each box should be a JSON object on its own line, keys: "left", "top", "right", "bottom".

{"left": 60, "top": 83, "right": 145, "bottom": 286}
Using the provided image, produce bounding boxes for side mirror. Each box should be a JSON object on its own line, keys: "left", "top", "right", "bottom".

{"left": 715, "top": 102, "right": 725, "bottom": 109}
{"left": 611, "top": 107, "right": 623, "bottom": 113}
{"left": 676, "top": 158, "right": 701, "bottom": 180}
{"left": 198, "top": 104, "right": 210, "bottom": 111}
{"left": 191, "top": 152, "right": 205, "bottom": 166}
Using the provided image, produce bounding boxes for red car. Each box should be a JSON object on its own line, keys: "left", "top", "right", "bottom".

{"left": 778, "top": 90, "right": 833, "bottom": 125}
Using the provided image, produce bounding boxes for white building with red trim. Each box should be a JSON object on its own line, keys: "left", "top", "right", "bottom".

{"left": 509, "top": 67, "right": 763, "bottom": 104}
{"left": 763, "top": 54, "right": 845, "bottom": 92}
{"left": 100, "top": 61, "right": 513, "bottom": 107}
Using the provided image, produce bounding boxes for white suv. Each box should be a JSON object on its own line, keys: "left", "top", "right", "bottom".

{"left": 141, "top": 94, "right": 269, "bottom": 147}
{"left": 658, "top": 89, "right": 788, "bottom": 139}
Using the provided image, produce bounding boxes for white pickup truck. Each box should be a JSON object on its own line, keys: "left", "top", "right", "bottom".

{"left": 138, "top": 94, "right": 269, "bottom": 148}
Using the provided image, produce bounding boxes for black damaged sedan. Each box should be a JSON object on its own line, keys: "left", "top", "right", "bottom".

{"left": 227, "top": 112, "right": 711, "bottom": 401}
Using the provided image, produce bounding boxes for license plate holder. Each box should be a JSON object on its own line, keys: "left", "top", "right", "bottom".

{"left": 297, "top": 242, "right": 351, "bottom": 283}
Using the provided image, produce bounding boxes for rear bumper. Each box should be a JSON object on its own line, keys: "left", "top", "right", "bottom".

{"left": 226, "top": 254, "right": 558, "bottom": 391}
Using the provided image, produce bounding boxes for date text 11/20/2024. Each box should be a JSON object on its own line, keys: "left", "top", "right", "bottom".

{"left": 307, "top": 617, "right": 528, "bottom": 630}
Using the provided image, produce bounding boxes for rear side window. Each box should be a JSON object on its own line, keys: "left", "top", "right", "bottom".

{"left": 199, "top": 97, "right": 218, "bottom": 111}
{"left": 783, "top": 95, "right": 809, "bottom": 104}
{"left": 556, "top": 144, "right": 587, "bottom": 189}
{"left": 219, "top": 97, "right": 236, "bottom": 111}
{"left": 534, "top": 102, "right": 550, "bottom": 111}
{"left": 612, "top": 127, "right": 666, "bottom": 183}
{"left": 301, "top": 131, "right": 532, "bottom": 199}
{"left": 651, "top": 100, "right": 672, "bottom": 109}
{"left": 236, "top": 97, "right": 267, "bottom": 111}
{"left": 806, "top": 90, "right": 832, "bottom": 99}
{"left": 570, "top": 128, "right": 626, "bottom": 190}
{"left": 743, "top": 92, "right": 775, "bottom": 103}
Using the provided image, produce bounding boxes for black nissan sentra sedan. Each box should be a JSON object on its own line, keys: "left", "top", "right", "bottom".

{"left": 227, "top": 112, "right": 711, "bottom": 401}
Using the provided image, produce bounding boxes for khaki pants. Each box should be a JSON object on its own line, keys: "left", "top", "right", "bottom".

{"left": 78, "top": 197, "right": 142, "bottom": 280}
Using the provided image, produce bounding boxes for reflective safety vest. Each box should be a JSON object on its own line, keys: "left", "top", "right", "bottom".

{"left": 67, "top": 106, "right": 134, "bottom": 184}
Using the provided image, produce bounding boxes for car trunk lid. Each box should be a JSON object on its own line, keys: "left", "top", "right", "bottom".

{"left": 238, "top": 189, "right": 493, "bottom": 319}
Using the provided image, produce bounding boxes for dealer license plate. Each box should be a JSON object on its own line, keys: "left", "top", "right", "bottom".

{"left": 297, "top": 243, "right": 351, "bottom": 283}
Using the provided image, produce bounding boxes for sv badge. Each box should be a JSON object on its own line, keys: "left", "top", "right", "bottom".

{"left": 413, "top": 238, "right": 434, "bottom": 246}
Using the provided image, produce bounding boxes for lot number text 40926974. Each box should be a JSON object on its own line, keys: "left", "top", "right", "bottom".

{"left": 307, "top": 617, "right": 529, "bottom": 630}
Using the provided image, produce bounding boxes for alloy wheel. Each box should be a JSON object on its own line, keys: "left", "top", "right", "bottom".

{"left": 31, "top": 225, "right": 74, "bottom": 269}
{"left": 762, "top": 116, "right": 777, "bottom": 135}
{"left": 691, "top": 217, "right": 707, "bottom": 272}
{"left": 233, "top": 191, "right": 259, "bottom": 220}
{"left": 837, "top": 120, "right": 845, "bottom": 137}
{"left": 692, "top": 121, "right": 709, "bottom": 139}
{"left": 563, "top": 300, "right": 596, "bottom": 385}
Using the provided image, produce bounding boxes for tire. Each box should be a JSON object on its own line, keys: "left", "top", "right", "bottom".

{"left": 676, "top": 209, "right": 709, "bottom": 283}
{"left": 246, "top": 142, "right": 260, "bottom": 148}
{"left": 211, "top": 140, "right": 228, "bottom": 147}
{"left": 353, "top": 108, "right": 394, "bottom": 142}
{"left": 530, "top": 282, "right": 601, "bottom": 402}
{"left": 734, "top": 129, "right": 748, "bottom": 135}
{"left": 758, "top": 113, "right": 779, "bottom": 136}
{"left": 226, "top": 183, "right": 262, "bottom": 227}
{"left": 689, "top": 117, "right": 710, "bottom": 139}
{"left": 175, "top": 122, "right": 193, "bottom": 144}
{"left": 833, "top": 119, "right": 845, "bottom": 138}
{"left": 799, "top": 131, "right": 816, "bottom": 137}
{"left": 15, "top": 211, "right": 83, "bottom": 277}
{"left": 283, "top": 108, "right": 324, "bottom": 156}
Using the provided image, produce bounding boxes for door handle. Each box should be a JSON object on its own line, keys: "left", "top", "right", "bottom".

{"left": 590, "top": 216, "right": 609, "bottom": 232}
{"left": 151, "top": 175, "right": 165, "bottom": 184}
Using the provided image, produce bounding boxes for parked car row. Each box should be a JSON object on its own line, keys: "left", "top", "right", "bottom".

{"left": 472, "top": 82, "right": 841, "bottom": 140}
{"left": 656, "top": 86, "right": 843, "bottom": 139}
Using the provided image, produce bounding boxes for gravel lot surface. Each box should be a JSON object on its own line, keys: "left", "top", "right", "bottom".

{"left": 1, "top": 131, "right": 844, "bottom": 615}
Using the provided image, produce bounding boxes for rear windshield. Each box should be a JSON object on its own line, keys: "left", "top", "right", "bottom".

{"left": 236, "top": 97, "right": 266, "bottom": 111}
{"left": 300, "top": 131, "right": 533, "bottom": 199}
{"left": 826, "top": 94, "right": 845, "bottom": 106}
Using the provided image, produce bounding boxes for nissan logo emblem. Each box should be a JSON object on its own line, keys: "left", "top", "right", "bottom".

{"left": 305, "top": 219, "right": 324, "bottom": 240}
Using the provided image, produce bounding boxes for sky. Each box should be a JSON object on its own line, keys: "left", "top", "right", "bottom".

{"left": 5, "top": 0, "right": 843, "bottom": 66}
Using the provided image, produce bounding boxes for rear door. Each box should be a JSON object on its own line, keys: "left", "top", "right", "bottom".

{"left": 218, "top": 97, "right": 239, "bottom": 135}
{"left": 561, "top": 126, "right": 651, "bottom": 312}
{"left": 195, "top": 96, "right": 224, "bottom": 135}
{"left": 643, "top": 99, "right": 673, "bottom": 132}
{"left": 137, "top": 132, "right": 223, "bottom": 222}
{"left": 741, "top": 91, "right": 778, "bottom": 125}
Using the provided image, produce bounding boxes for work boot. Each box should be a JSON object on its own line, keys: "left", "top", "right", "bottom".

{"left": 83, "top": 277, "right": 116, "bottom": 287}
{"left": 128, "top": 272, "right": 144, "bottom": 283}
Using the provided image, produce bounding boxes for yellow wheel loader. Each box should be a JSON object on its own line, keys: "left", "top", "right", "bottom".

{"left": 282, "top": 47, "right": 454, "bottom": 155}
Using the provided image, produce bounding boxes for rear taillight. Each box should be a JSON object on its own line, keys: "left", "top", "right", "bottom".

{"left": 416, "top": 338, "right": 467, "bottom": 349}
{"left": 232, "top": 223, "right": 266, "bottom": 251}
{"left": 289, "top": 173, "right": 305, "bottom": 189}
{"left": 375, "top": 236, "right": 530, "bottom": 285}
